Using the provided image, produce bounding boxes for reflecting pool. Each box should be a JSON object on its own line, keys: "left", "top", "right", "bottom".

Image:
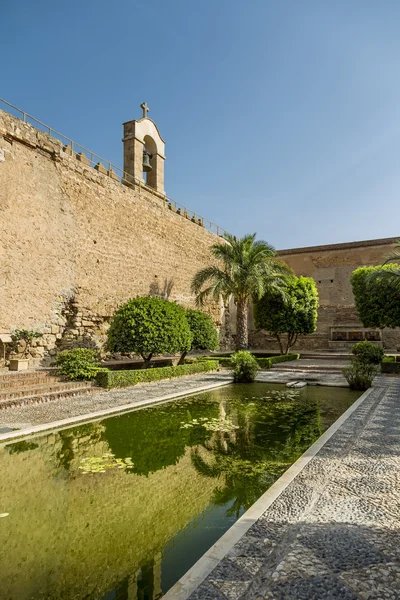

{"left": 0, "top": 383, "right": 361, "bottom": 599}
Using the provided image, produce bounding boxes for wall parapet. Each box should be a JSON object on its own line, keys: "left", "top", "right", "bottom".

{"left": 0, "top": 98, "right": 229, "bottom": 238}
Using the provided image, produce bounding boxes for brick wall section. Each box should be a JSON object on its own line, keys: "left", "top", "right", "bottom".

{"left": 0, "top": 110, "right": 222, "bottom": 364}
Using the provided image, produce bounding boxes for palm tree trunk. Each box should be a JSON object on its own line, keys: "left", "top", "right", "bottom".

{"left": 236, "top": 300, "right": 248, "bottom": 350}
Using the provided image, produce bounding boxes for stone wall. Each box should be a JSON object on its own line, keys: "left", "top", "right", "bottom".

{"left": 0, "top": 110, "right": 223, "bottom": 365}
{"left": 249, "top": 238, "right": 400, "bottom": 352}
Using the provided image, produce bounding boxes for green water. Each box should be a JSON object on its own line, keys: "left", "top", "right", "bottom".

{"left": 0, "top": 383, "right": 360, "bottom": 600}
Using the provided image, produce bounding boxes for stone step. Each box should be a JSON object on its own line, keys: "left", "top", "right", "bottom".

{"left": 0, "top": 381, "right": 92, "bottom": 402}
{"left": 272, "top": 365, "right": 345, "bottom": 373}
{"left": 0, "top": 370, "right": 56, "bottom": 384}
{"left": 0, "top": 384, "right": 96, "bottom": 410}
{"left": 0, "top": 375, "right": 63, "bottom": 390}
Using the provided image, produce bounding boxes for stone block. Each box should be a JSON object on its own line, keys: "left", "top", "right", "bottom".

{"left": 94, "top": 162, "right": 107, "bottom": 175}
{"left": 108, "top": 169, "right": 120, "bottom": 181}
{"left": 76, "top": 152, "right": 90, "bottom": 165}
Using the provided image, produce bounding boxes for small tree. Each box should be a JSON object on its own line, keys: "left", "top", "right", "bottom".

{"left": 179, "top": 309, "right": 219, "bottom": 364}
{"left": 107, "top": 297, "right": 193, "bottom": 367}
{"left": 350, "top": 265, "right": 400, "bottom": 328}
{"left": 253, "top": 276, "right": 319, "bottom": 354}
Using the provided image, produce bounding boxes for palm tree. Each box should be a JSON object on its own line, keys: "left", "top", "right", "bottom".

{"left": 191, "top": 233, "right": 289, "bottom": 350}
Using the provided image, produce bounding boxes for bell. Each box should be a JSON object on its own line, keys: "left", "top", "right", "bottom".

{"left": 142, "top": 150, "right": 152, "bottom": 172}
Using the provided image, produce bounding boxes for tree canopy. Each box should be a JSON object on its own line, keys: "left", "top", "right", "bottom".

{"left": 107, "top": 297, "right": 192, "bottom": 364}
{"left": 350, "top": 265, "right": 400, "bottom": 328}
{"left": 253, "top": 276, "right": 319, "bottom": 354}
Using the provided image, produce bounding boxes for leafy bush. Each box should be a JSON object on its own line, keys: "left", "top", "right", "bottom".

{"left": 107, "top": 297, "right": 193, "bottom": 365}
{"left": 343, "top": 360, "right": 379, "bottom": 390}
{"left": 351, "top": 341, "right": 384, "bottom": 365}
{"left": 350, "top": 265, "right": 400, "bottom": 328}
{"left": 254, "top": 276, "right": 319, "bottom": 354}
{"left": 231, "top": 351, "right": 260, "bottom": 383}
{"left": 179, "top": 309, "right": 219, "bottom": 363}
{"left": 56, "top": 348, "right": 106, "bottom": 381}
{"left": 96, "top": 360, "right": 219, "bottom": 388}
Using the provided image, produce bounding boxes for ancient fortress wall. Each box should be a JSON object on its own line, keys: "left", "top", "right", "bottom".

{"left": 0, "top": 110, "right": 222, "bottom": 363}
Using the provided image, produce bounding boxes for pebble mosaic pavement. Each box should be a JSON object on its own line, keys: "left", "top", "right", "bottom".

{"left": 187, "top": 378, "right": 400, "bottom": 600}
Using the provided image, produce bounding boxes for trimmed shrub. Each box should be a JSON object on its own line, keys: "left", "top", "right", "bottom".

{"left": 343, "top": 360, "right": 379, "bottom": 390}
{"left": 195, "top": 353, "right": 300, "bottom": 369}
{"left": 381, "top": 360, "right": 400, "bottom": 374}
{"left": 56, "top": 348, "right": 106, "bottom": 381}
{"left": 96, "top": 359, "right": 219, "bottom": 389}
{"left": 262, "top": 354, "right": 301, "bottom": 368}
{"left": 231, "top": 351, "right": 259, "bottom": 383}
{"left": 351, "top": 341, "right": 384, "bottom": 365}
{"left": 107, "top": 297, "right": 192, "bottom": 365}
{"left": 350, "top": 265, "right": 400, "bottom": 328}
{"left": 179, "top": 309, "right": 219, "bottom": 363}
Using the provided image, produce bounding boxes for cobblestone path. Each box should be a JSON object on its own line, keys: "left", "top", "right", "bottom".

{"left": 188, "top": 378, "right": 400, "bottom": 600}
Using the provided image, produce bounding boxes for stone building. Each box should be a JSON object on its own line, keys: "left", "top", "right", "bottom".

{"left": 249, "top": 236, "right": 400, "bottom": 352}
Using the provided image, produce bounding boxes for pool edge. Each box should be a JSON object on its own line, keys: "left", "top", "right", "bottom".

{"left": 162, "top": 386, "right": 374, "bottom": 600}
{"left": 0, "top": 379, "right": 233, "bottom": 445}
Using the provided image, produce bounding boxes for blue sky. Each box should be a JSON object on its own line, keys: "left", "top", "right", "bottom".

{"left": 2, "top": 0, "right": 400, "bottom": 249}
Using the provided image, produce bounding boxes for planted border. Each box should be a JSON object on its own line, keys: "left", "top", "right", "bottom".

{"left": 96, "top": 360, "right": 219, "bottom": 389}
{"left": 381, "top": 359, "right": 400, "bottom": 374}
{"left": 197, "top": 353, "right": 300, "bottom": 369}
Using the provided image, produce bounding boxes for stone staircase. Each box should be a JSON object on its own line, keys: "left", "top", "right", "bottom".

{"left": 0, "top": 371, "right": 96, "bottom": 410}
{"left": 271, "top": 358, "right": 349, "bottom": 375}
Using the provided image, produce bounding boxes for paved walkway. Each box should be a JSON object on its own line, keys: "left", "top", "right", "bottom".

{"left": 0, "top": 372, "right": 232, "bottom": 430}
{"left": 185, "top": 377, "right": 400, "bottom": 600}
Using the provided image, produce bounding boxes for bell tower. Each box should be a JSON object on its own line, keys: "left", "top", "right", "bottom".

{"left": 122, "top": 102, "right": 166, "bottom": 194}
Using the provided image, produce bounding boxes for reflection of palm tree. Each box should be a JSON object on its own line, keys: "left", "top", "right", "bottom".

{"left": 191, "top": 397, "right": 322, "bottom": 518}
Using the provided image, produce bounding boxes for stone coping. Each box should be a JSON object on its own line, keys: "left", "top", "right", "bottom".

{"left": 0, "top": 379, "right": 232, "bottom": 446}
{"left": 163, "top": 385, "right": 377, "bottom": 600}
{"left": 278, "top": 235, "right": 398, "bottom": 256}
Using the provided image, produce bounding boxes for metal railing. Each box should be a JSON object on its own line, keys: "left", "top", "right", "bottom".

{"left": 0, "top": 97, "right": 229, "bottom": 238}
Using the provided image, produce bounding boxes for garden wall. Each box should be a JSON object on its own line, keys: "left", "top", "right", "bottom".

{"left": 0, "top": 110, "right": 224, "bottom": 364}
{"left": 249, "top": 238, "right": 400, "bottom": 351}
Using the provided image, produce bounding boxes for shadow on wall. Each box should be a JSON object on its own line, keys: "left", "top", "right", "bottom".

{"left": 149, "top": 277, "right": 174, "bottom": 300}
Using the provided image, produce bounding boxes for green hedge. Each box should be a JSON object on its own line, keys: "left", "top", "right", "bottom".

{"left": 381, "top": 360, "right": 400, "bottom": 374}
{"left": 259, "top": 354, "right": 300, "bottom": 369}
{"left": 96, "top": 359, "right": 219, "bottom": 389}
{"left": 196, "top": 353, "right": 300, "bottom": 369}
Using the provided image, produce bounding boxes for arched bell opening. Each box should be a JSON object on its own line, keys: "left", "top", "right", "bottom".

{"left": 143, "top": 135, "right": 157, "bottom": 189}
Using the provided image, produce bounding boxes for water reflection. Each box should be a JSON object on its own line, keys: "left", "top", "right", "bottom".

{"left": 0, "top": 383, "right": 359, "bottom": 599}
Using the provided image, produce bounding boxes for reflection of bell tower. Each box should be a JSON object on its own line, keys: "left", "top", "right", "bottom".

{"left": 122, "top": 102, "right": 166, "bottom": 194}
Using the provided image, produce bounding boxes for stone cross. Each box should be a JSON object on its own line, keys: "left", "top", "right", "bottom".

{"left": 140, "top": 102, "right": 149, "bottom": 118}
